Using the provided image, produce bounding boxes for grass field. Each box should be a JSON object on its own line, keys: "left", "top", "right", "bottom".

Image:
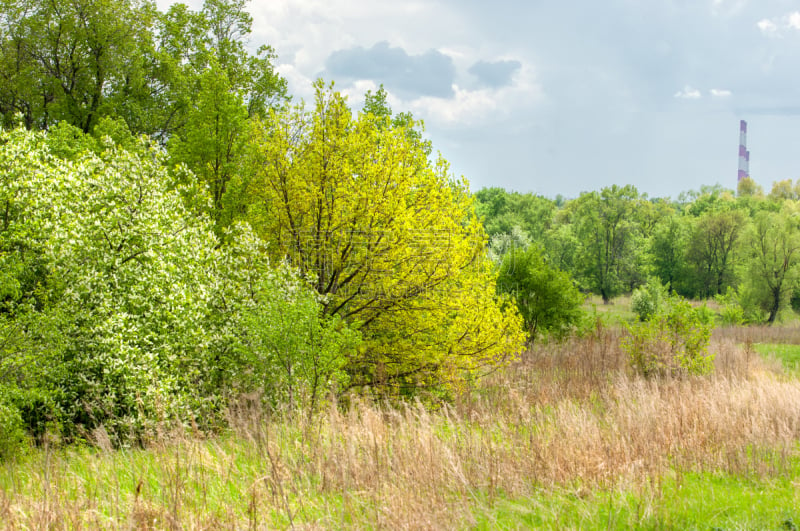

{"left": 752, "top": 343, "right": 800, "bottom": 374}
{"left": 475, "top": 469, "right": 800, "bottom": 530}
{"left": 1, "top": 321, "right": 800, "bottom": 529}
{"left": 583, "top": 295, "right": 636, "bottom": 326}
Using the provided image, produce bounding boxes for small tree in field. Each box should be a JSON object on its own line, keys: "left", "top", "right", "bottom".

{"left": 238, "top": 268, "right": 361, "bottom": 416}
{"left": 623, "top": 296, "right": 715, "bottom": 378}
{"left": 630, "top": 277, "right": 668, "bottom": 322}
{"left": 497, "top": 245, "right": 584, "bottom": 342}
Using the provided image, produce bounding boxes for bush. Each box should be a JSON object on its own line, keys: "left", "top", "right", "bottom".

{"left": 623, "top": 296, "right": 715, "bottom": 377}
{"left": 237, "top": 267, "right": 361, "bottom": 416}
{"left": 715, "top": 287, "right": 745, "bottom": 326}
{"left": 0, "top": 390, "right": 27, "bottom": 460}
{"left": 630, "top": 278, "right": 667, "bottom": 322}
{"left": 497, "top": 245, "right": 584, "bottom": 342}
{"left": 0, "top": 125, "right": 298, "bottom": 445}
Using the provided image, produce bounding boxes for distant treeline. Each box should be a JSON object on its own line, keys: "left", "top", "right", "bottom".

{"left": 474, "top": 180, "right": 800, "bottom": 324}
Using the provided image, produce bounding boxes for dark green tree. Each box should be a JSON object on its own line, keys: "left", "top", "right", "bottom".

{"left": 570, "top": 184, "right": 641, "bottom": 303}
{"left": 740, "top": 208, "right": 800, "bottom": 324}
{"left": 686, "top": 209, "right": 745, "bottom": 297}
{"left": 0, "top": 0, "right": 155, "bottom": 132}
{"left": 648, "top": 214, "right": 690, "bottom": 294}
{"left": 497, "top": 245, "right": 584, "bottom": 342}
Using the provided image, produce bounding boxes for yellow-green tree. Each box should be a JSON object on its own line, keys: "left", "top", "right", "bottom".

{"left": 234, "top": 82, "right": 524, "bottom": 394}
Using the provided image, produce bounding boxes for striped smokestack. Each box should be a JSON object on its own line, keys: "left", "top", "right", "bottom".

{"left": 737, "top": 120, "right": 749, "bottom": 182}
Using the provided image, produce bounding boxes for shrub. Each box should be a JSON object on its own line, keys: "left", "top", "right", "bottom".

{"left": 623, "top": 296, "right": 715, "bottom": 377}
{"left": 0, "top": 125, "right": 287, "bottom": 445}
{"left": 496, "top": 245, "right": 584, "bottom": 342}
{"left": 630, "top": 278, "right": 667, "bottom": 322}
{"left": 715, "top": 287, "right": 745, "bottom": 326}
{"left": 237, "top": 267, "right": 361, "bottom": 416}
{"left": 0, "top": 390, "right": 27, "bottom": 459}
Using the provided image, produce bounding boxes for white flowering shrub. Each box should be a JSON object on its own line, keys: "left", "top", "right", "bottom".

{"left": 0, "top": 126, "right": 226, "bottom": 442}
{"left": 0, "top": 125, "right": 355, "bottom": 447}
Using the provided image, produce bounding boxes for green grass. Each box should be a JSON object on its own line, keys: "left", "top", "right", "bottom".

{"left": 584, "top": 295, "right": 636, "bottom": 327}
{"left": 474, "top": 467, "right": 800, "bottom": 530}
{"left": 4, "top": 442, "right": 799, "bottom": 529}
{"left": 753, "top": 343, "right": 800, "bottom": 373}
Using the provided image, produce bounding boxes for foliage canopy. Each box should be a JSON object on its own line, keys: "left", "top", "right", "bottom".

{"left": 233, "top": 82, "right": 525, "bottom": 394}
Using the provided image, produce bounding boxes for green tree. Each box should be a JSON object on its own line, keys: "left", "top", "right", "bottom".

{"left": 0, "top": 125, "right": 347, "bottom": 444}
{"left": 542, "top": 217, "right": 580, "bottom": 273}
{"left": 167, "top": 64, "right": 249, "bottom": 226}
{"left": 686, "top": 209, "right": 745, "bottom": 297}
{"left": 739, "top": 208, "right": 800, "bottom": 324}
{"left": 238, "top": 267, "right": 361, "bottom": 417}
{"left": 636, "top": 197, "right": 674, "bottom": 239}
{"left": 570, "top": 184, "right": 641, "bottom": 303}
{"left": 769, "top": 179, "right": 796, "bottom": 202}
{"left": 235, "top": 82, "right": 525, "bottom": 394}
{"left": 0, "top": 0, "right": 155, "bottom": 131}
{"left": 0, "top": 0, "right": 287, "bottom": 145}
{"left": 162, "top": 0, "right": 287, "bottom": 225}
{"left": 648, "top": 214, "right": 690, "bottom": 294}
{"left": 473, "top": 187, "right": 555, "bottom": 240}
{"left": 496, "top": 245, "right": 584, "bottom": 342}
{"left": 737, "top": 177, "right": 763, "bottom": 198}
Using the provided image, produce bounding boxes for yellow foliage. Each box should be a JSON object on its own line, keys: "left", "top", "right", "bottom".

{"left": 236, "top": 81, "right": 524, "bottom": 393}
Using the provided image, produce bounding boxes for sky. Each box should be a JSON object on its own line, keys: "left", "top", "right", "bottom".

{"left": 159, "top": 0, "right": 800, "bottom": 199}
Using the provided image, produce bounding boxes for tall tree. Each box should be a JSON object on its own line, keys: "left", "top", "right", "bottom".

{"left": 0, "top": 0, "right": 155, "bottom": 131}
{"left": 473, "top": 187, "right": 555, "bottom": 239}
{"left": 234, "top": 82, "right": 524, "bottom": 393}
{"left": 648, "top": 214, "right": 690, "bottom": 294}
{"left": 686, "top": 209, "right": 745, "bottom": 297}
{"left": 769, "top": 179, "right": 796, "bottom": 202}
{"left": 740, "top": 208, "right": 800, "bottom": 324}
{"left": 163, "top": 0, "right": 287, "bottom": 226}
{"left": 0, "top": 0, "right": 287, "bottom": 140}
{"left": 570, "top": 184, "right": 641, "bottom": 303}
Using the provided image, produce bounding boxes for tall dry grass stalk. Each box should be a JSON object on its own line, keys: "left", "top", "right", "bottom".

{"left": 1, "top": 328, "right": 799, "bottom": 529}
{"left": 715, "top": 323, "right": 800, "bottom": 345}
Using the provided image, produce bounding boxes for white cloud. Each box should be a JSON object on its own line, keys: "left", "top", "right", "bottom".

{"left": 757, "top": 19, "right": 779, "bottom": 34}
{"left": 710, "top": 88, "right": 732, "bottom": 97}
{"left": 407, "top": 63, "right": 543, "bottom": 128}
{"left": 757, "top": 12, "right": 800, "bottom": 36}
{"left": 674, "top": 86, "right": 702, "bottom": 99}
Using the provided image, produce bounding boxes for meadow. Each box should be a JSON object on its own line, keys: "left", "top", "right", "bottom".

{"left": 2, "top": 309, "right": 800, "bottom": 530}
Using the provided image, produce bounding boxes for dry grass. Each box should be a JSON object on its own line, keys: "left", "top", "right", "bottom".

{"left": 1, "top": 327, "right": 799, "bottom": 529}
{"left": 715, "top": 323, "right": 800, "bottom": 345}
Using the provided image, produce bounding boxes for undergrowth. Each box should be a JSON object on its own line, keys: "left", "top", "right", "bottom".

{"left": 1, "top": 328, "right": 799, "bottom": 529}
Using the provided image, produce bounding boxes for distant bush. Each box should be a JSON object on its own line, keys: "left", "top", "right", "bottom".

{"left": 630, "top": 278, "right": 667, "bottom": 321}
{"left": 623, "top": 296, "right": 715, "bottom": 377}
{"left": 715, "top": 287, "right": 745, "bottom": 326}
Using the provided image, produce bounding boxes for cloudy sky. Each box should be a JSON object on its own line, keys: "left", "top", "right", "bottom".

{"left": 161, "top": 0, "right": 800, "bottom": 199}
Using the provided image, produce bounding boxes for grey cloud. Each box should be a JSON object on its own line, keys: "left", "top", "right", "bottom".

{"left": 468, "top": 60, "right": 521, "bottom": 88}
{"left": 324, "top": 41, "right": 456, "bottom": 99}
